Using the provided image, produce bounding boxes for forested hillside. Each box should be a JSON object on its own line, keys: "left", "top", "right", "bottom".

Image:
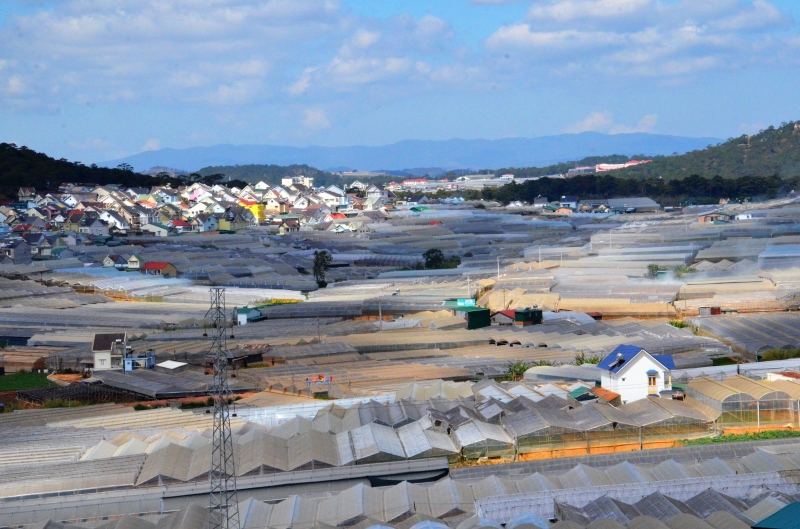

{"left": 0, "top": 143, "right": 167, "bottom": 200}
{"left": 616, "top": 122, "right": 800, "bottom": 179}
{"left": 497, "top": 121, "right": 800, "bottom": 181}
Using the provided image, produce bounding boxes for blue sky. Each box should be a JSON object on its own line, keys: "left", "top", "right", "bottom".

{"left": 1, "top": 0, "right": 799, "bottom": 163}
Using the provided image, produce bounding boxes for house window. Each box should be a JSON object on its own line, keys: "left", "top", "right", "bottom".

{"left": 100, "top": 359, "right": 106, "bottom": 366}
{"left": 648, "top": 374, "right": 656, "bottom": 387}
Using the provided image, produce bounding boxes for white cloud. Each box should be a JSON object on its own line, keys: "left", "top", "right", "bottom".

{"left": 286, "top": 14, "right": 455, "bottom": 94}
{"left": 287, "top": 68, "right": 316, "bottom": 95}
{"left": 565, "top": 112, "right": 659, "bottom": 134}
{"left": 609, "top": 114, "right": 658, "bottom": 134}
{"left": 565, "top": 112, "right": 614, "bottom": 133}
{"left": 303, "top": 108, "right": 331, "bottom": 130}
{"left": 7, "top": 76, "right": 24, "bottom": 94}
{"left": 0, "top": 0, "right": 342, "bottom": 110}
{"left": 486, "top": 25, "right": 626, "bottom": 51}
{"left": 526, "top": 0, "right": 652, "bottom": 23}
{"left": 141, "top": 139, "right": 160, "bottom": 151}
{"left": 338, "top": 30, "right": 382, "bottom": 59}
{"left": 485, "top": 0, "right": 792, "bottom": 78}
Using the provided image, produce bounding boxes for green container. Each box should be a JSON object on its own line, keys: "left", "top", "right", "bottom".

{"left": 515, "top": 308, "right": 543, "bottom": 325}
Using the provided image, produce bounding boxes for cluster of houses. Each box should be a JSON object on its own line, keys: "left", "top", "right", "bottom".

{"left": 0, "top": 179, "right": 403, "bottom": 263}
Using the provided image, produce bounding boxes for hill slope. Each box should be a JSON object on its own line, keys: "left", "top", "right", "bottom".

{"left": 100, "top": 132, "right": 720, "bottom": 173}
{"left": 613, "top": 122, "right": 800, "bottom": 179}
{"left": 0, "top": 143, "right": 164, "bottom": 200}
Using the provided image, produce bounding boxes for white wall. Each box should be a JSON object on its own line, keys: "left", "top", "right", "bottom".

{"left": 601, "top": 351, "right": 671, "bottom": 403}
{"left": 93, "top": 351, "right": 111, "bottom": 370}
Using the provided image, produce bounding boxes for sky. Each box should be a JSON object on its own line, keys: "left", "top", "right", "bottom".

{"left": 1, "top": 0, "right": 800, "bottom": 163}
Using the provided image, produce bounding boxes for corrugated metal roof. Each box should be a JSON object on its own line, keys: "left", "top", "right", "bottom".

{"left": 753, "top": 502, "right": 800, "bottom": 528}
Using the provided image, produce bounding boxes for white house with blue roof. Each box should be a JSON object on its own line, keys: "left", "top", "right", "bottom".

{"left": 598, "top": 344, "right": 675, "bottom": 404}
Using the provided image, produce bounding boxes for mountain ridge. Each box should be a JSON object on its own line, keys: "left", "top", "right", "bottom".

{"left": 100, "top": 132, "right": 721, "bottom": 173}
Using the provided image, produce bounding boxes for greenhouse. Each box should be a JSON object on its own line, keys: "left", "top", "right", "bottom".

{"left": 722, "top": 376, "right": 794, "bottom": 427}
{"left": 397, "top": 421, "right": 459, "bottom": 461}
{"left": 686, "top": 375, "right": 793, "bottom": 428}
{"left": 686, "top": 377, "right": 758, "bottom": 426}
{"left": 349, "top": 423, "right": 407, "bottom": 464}
{"left": 452, "top": 420, "right": 515, "bottom": 459}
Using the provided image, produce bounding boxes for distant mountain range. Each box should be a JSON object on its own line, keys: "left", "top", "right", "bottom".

{"left": 100, "top": 132, "right": 721, "bottom": 173}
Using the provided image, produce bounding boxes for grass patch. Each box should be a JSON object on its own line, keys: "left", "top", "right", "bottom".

{"left": 712, "top": 357, "right": 738, "bottom": 366}
{"left": 41, "top": 399, "right": 84, "bottom": 408}
{"left": 180, "top": 401, "right": 210, "bottom": 410}
{"left": 669, "top": 320, "right": 688, "bottom": 329}
{"left": 0, "top": 373, "right": 51, "bottom": 392}
{"left": 760, "top": 349, "right": 800, "bottom": 361}
{"left": 678, "top": 430, "right": 800, "bottom": 446}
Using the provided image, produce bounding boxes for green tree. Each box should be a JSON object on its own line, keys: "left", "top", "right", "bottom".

{"left": 424, "top": 248, "right": 444, "bottom": 269}
{"left": 423, "top": 248, "right": 462, "bottom": 269}
{"left": 313, "top": 250, "right": 333, "bottom": 286}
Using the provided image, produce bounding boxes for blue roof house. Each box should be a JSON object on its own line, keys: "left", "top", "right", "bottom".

{"left": 598, "top": 344, "right": 675, "bottom": 404}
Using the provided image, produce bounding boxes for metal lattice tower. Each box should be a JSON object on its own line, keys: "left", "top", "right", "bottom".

{"left": 207, "top": 288, "right": 239, "bottom": 529}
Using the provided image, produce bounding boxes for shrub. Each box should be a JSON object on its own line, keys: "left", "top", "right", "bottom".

{"left": 574, "top": 352, "right": 601, "bottom": 365}
{"left": 760, "top": 349, "right": 800, "bottom": 361}
{"left": 41, "top": 399, "right": 82, "bottom": 408}
{"left": 133, "top": 404, "right": 151, "bottom": 411}
{"left": 505, "top": 360, "right": 532, "bottom": 381}
{"left": 669, "top": 320, "right": 688, "bottom": 328}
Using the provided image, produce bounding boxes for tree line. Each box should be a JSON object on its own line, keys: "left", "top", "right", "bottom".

{"left": 472, "top": 173, "right": 799, "bottom": 206}
{"left": 0, "top": 143, "right": 176, "bottom": 199}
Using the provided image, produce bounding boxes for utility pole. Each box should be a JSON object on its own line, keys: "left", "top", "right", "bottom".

{"left": 378, "top": 299, "right": 383, "bottom": 331}
{"left": 497, "top": 256, "right": 500, "bottom": 279}
{"left": 207, "top": 288, "right": 239, "bottom": 529}
{"left": 467, "top": 277, "right": 471, "bottom": 297}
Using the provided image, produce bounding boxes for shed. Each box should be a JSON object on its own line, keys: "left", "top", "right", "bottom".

{"left": 453, "top": 307, "right": 491, "bottom": 330}
{"left": 515, "top": 308, "right": 543, "bottom": 326}
{"left": 237, "top": 307, "right": 262, "bottom": 326}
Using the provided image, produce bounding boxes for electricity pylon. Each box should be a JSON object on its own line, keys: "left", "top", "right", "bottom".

{"left": 207, "top": 288, "right": 239, "bottom": 529}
